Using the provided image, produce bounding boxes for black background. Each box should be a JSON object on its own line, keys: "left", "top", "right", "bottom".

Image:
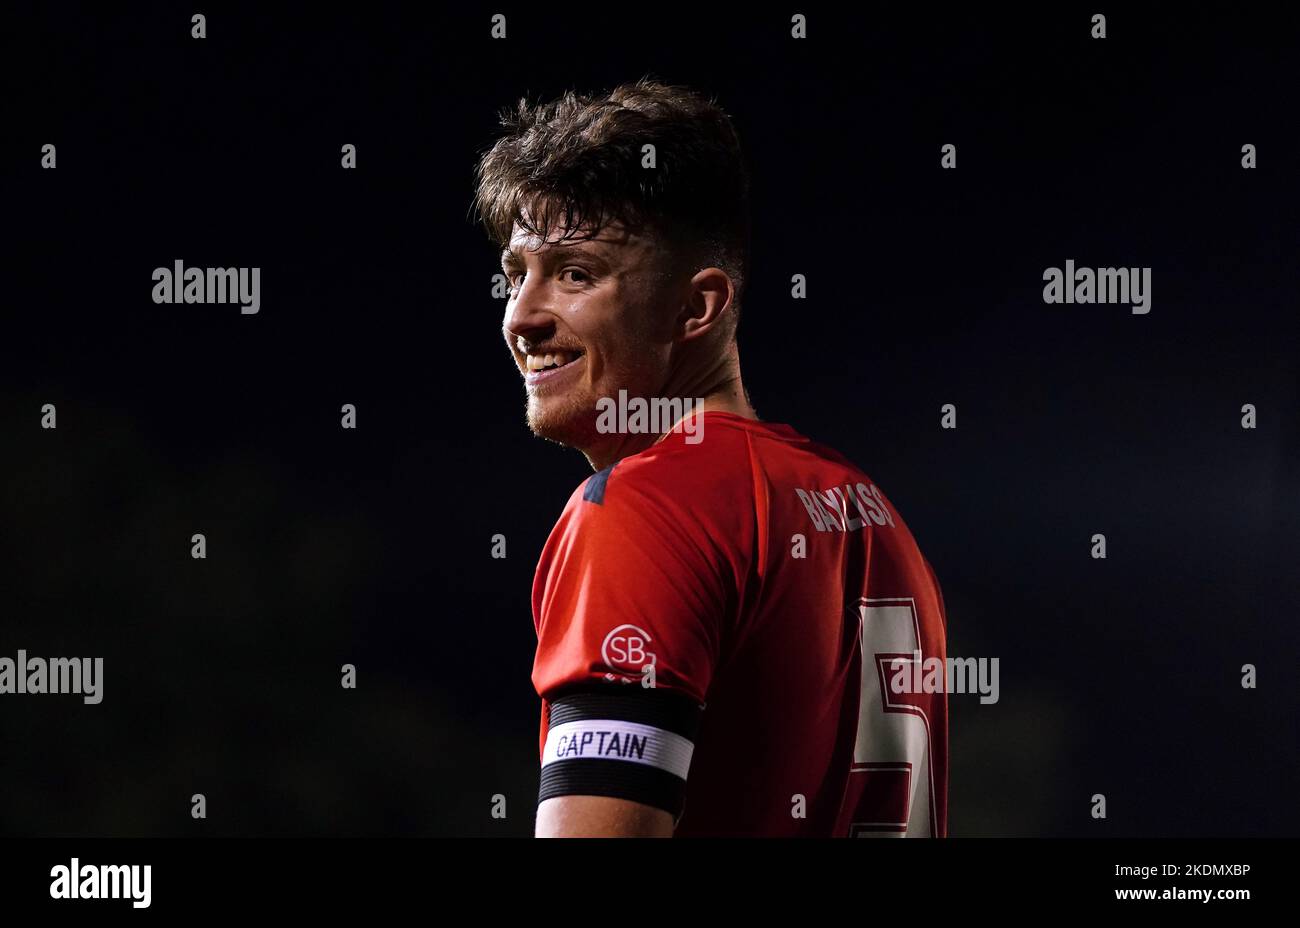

{"left": 3, "top": 5, "right": 1297, "bottom": 837}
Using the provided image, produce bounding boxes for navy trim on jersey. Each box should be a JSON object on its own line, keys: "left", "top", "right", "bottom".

{"left": 582, "top": 463, "right": 617, "bottom": 505}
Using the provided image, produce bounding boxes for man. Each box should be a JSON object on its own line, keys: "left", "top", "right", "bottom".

{"left": 475, "top": 78, "right": 948, "bottom": 837}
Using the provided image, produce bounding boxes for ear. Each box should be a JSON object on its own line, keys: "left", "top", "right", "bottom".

{"left": 677, "top": 267, "right": 734, "bottom": 341}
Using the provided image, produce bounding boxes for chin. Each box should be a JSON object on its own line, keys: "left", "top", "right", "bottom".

{"left": 526, "top": 399, "right": 599, "bottom": 451}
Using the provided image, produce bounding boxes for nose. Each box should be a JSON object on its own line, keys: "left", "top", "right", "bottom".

{"left": 502, "top": 274, "right": 554, "bottom": 345}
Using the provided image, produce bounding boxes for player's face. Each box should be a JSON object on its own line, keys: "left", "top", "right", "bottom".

{"left": 501, "top": 219, "right": 681, "bottom": 453}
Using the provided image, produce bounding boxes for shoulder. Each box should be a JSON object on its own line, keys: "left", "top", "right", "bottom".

{"left": 544, "top": 423, "right": 762, "bottom": 576}
{"left": 570, "top": 421, "right": 758, "bottom": 520}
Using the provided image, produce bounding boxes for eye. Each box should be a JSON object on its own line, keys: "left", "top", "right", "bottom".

{"left": 560, "top": 267, "right": 591, "bottom": 285}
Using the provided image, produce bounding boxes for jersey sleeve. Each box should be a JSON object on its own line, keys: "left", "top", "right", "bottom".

{"left": 531, "top": 462, "right": 736, "bottom": 817}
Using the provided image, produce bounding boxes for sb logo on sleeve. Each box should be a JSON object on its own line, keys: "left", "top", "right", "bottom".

{"left": 601, "top": 624, "right": 657, "bottom": 682}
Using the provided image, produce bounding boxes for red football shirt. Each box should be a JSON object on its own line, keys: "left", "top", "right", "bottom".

{"left": 532, "top": 411, "right": 948, "bottom": 837}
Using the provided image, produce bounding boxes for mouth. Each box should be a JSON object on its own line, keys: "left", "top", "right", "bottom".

{"left": 522, "top": 348, "right": 585, "bottom": 387}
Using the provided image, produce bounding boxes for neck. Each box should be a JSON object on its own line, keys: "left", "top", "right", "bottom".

{"left": 582, "top": 347, "right": 756, "bottom": 471}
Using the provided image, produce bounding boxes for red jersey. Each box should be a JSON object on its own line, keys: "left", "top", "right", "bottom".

{"left": 531, "top": 411, "right": 948, "bottom": 837}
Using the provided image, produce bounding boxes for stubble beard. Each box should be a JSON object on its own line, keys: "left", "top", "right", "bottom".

{"left": 526, "top": 390, "right": 601, "bottom": 452}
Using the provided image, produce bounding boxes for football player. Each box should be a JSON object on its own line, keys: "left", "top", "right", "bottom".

{"left": 475, "top": 78, "right": 948, "bottom": 837}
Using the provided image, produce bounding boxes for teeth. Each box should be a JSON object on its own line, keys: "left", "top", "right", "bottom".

{"left": 525, "top": 351, "right": 577, "bottom": 372}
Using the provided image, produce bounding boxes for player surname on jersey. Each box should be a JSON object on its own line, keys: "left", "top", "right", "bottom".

{"left": 796, "top": 482, "right": 896, "bottom": 532}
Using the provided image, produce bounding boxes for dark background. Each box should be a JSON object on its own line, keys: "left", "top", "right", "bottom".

{"left": 3, "top": 5, "right": 1296, "bottom": 837}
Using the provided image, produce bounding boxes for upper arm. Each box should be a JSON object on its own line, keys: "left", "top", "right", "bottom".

{"left": 536, "top": 795, "right": 674, "bottom": 838}
{"left": 530, "top": 469, "right": 734, "bottom": 836}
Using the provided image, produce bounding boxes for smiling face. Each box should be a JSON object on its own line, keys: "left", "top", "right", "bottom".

{"left": 502, "top": 217, "right": 684, "bottom": 457}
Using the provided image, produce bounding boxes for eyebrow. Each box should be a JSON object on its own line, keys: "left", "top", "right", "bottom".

{"left": 500, "top": 242, "right": 611, "bottom": 270}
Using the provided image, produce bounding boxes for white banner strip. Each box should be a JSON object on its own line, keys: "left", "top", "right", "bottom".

{"left": 542, "top": 719, "right": 694, "bottom": 780}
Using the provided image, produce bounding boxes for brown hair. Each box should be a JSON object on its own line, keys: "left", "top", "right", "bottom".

{"left": 474, "top": 77, "right": 750, "bottom": 315}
